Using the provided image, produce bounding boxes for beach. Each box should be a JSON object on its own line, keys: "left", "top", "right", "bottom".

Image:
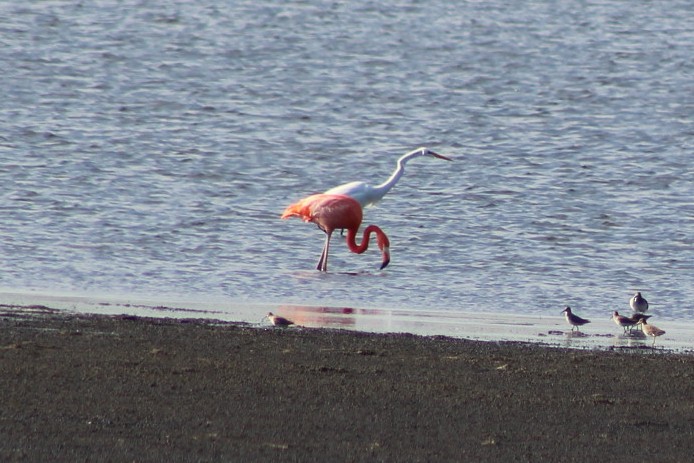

{"left": 1, "top": 305, "right": 693, "bottom": 462}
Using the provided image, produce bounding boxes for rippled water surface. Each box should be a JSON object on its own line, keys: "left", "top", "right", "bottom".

{"left": 1, "top": 0, "right": 692, "bottom": 322}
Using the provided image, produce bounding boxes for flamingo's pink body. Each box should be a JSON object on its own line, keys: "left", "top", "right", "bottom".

{"left": 281, "top": 194, "right": 390, "bottom": 271}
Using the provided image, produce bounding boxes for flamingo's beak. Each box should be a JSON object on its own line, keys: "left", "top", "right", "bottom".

{"left": 380, "top": 247, "right": 390, "bottom": 270}
{"left": 430, "top": 151, "right": 453, "bottom": 161}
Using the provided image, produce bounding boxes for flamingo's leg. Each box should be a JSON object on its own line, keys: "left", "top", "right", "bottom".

{"left": 317, "top": 231, "right": 332, "bottom": 271}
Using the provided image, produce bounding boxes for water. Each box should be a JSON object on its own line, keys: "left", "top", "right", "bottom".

{"left": 1, "top": 0, "right": 692, "bottom": 325}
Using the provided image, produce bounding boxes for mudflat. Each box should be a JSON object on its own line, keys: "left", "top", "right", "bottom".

{"left": 1, "top": 307, "right": 693, "bottom": 462}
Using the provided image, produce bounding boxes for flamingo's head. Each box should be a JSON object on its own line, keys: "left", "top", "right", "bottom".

{"left": 376, "top": 230, "right": 391, "bottom": 270}
{"left": 379, "top": 246, "right": 391, "bottom": 270}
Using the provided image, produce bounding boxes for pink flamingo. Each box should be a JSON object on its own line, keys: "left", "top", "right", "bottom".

{"left": 281, "top": 194, "right": 390, "bottom": 272}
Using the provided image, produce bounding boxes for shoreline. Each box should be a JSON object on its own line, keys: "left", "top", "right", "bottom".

{"left": 1, "top": 291, "right": 692, "bottom": 353}
{"left": 2, "top": 306, "right": 694, "bottom": 461}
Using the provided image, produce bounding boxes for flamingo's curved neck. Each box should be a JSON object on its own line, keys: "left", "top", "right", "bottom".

{"left": 346, "top": 225, "right": 389, "bottom": 254}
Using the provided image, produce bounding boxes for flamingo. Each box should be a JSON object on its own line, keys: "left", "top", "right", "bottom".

{"left": 323, "top": 147, "right": 452, "bottom": 208}
{"left": 281, "top": 193, "right": 390, "bottom": 272}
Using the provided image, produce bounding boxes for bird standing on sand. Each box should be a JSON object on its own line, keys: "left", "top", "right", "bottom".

{"left": 281, "top": 193, "right": 390, "bottom": 272}
{"left": 562, "top": 306, "right": 591, "bottom": 331}
{"left": 630, "top": 292, "right": 649, "bottom": 313}
{"left": 267, "top": 312, "right": 294, "bottom": 327}
{"left": 611, "top": 311, "right": 637, "bottom": 333}
{"left": 628, "top": 313, "right": 651, "bottom": 326}
{"left": 323, "top": 147, "right": 452, "bottom": 208}
{"left": 641, "top": 319, "right": 665, "bottom": 347}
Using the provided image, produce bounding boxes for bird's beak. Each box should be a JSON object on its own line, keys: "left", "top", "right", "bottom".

{"left": 380, "top": 247, "right": 391, "bottom": 270}
{"left": 430, "top": 151, "right": 453, "bottom": 161}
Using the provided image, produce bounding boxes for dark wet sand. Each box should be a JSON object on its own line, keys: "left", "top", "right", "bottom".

{"left": 2, "top": 307, "right": 693, "bottom": 462}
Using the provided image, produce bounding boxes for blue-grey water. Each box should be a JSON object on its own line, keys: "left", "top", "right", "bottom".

{"left": 1, "top": 0, "right": 692, "bottom": 323}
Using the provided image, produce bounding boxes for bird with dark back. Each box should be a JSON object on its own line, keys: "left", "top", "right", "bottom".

{"left": 562, "top": 306, "right": 590, "bottom": 331}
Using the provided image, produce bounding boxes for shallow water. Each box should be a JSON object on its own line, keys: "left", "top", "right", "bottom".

{"left": 1, "top": 0, "right": 692, "bottom": 326}
{"left": 2, "top": 292, "right": 692, "bottom": 352}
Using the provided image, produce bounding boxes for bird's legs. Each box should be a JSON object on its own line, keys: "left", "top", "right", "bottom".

{"left": 316, "top": 230, "right": 332, "bottom": 271}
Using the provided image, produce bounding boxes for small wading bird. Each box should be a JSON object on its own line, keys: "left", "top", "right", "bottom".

{"left": 630, "top": 292, "right": 649, "bottom": 313}
{"left": 562, "top": 306, "right": 591, "bottom": 331}
{"left": 323, "top": 147, "right": 453, "bottom": 208}
{"left": 628, "top": 313, "right": 651, "bottom": 325}
{"left": 641, "top": 318, "right": 665, "bottom": 347}
{"left": 266, "top": 312, "right": 294, "bottom": 327}
{"left": 281, "top": 193, "right": 390, "bottom": 272}
{"left": 611, "top": 311, "right": 637, "bottom": 333}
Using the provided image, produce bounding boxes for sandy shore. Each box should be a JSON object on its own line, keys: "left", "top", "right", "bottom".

{"left": 1, "top": 306, "right": 693, "bottom": 462}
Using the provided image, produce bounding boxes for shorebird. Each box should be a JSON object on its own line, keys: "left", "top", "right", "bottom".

{"left": 562, "top": 307, "right": 590, "bottom": 331}
{"left": 266, "top": 312, "right": 295, "bottom": 327}
{"left": 630, "top": 292, "right": 649, "bottom": 313}
{"left": 641, "top": 319, "right": 665, "bottom": 347}
{"left": 628, "top": 313, "right": 652, "bottom": 326}
{"left": 611, "top": 311, "right": 637, "bottom": 333}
